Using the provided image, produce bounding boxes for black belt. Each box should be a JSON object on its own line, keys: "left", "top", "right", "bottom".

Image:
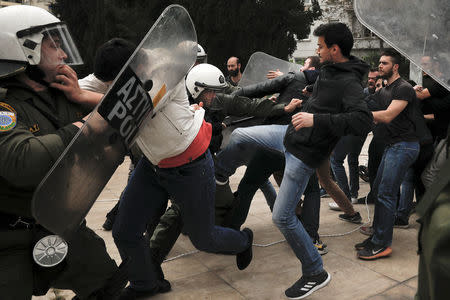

{"left": 0, "top": 212, "right": 36, "bottom": 230}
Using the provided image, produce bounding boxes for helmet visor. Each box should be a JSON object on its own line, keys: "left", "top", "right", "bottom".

{"left": 38, "top": 23, "right": 83, "bottom": 66}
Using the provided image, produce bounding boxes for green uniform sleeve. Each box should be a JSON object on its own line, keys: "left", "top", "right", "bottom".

{"left": 417, "top": 184, "right": 450, "bottom": 300}
{"left": 214, "top": 93, "right": 286, "bottom": 118}
{"left": 0, "top": 122, "right": 78, "bottom": 188}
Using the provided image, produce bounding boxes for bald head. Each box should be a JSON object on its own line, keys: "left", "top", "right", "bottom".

{"left": 227, "top": 56, "right": 241, "bottom": 76}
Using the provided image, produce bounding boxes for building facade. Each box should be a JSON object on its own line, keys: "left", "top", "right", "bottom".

{"left": 293, "top": 0, "right": 386, "bottom": 67}
{"left": 1, "top": 0, "right": 51, "bottom": 10}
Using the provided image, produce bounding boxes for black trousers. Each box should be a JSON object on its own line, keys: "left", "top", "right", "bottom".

{"left": 367, "top": 137, "right": 387, "bottom": 202}
{"left": 0, "top": 222, "right": 118, "bottom": 299}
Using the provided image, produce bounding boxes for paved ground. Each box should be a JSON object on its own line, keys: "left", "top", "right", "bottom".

{"left": 33, "top": 134, "right": 418, "bottom": 300}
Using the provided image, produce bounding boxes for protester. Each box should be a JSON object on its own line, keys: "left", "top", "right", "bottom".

{"left": 214, "top": 23, "right": 372, "bottom": 299}
{"left": 229, "top": 56, "right": 330, "bottom": 254}
{"left": 356, "top": 49, "right": 420, "bottom": 260}
{"left": 148, "top": 62, "right": 305, "bottom": 274}
{"left": 112, "top": 67, "right": 253, "bottom": 300}
{"left": 226, "top": 56, "right": 242, "bottom": 86}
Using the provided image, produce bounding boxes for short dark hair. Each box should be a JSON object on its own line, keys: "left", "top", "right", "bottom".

{"left": 369, "top": 67, "right": 379, "bottom": 73}
{"left": 306, "top": 56, "right": 321, "bottom": 69}
{"left": 313, "top": 22, "right": 354, "bottom": 58}
{"left": 94, "top": 38, "right": 136, "bottom": 82}
{"left": 380, "top": 49, "right": 401, "bottom": 66}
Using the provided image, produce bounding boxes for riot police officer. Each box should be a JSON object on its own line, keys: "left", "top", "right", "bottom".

{"left": 0, "top": 5, "right": 126, "bottom": 299}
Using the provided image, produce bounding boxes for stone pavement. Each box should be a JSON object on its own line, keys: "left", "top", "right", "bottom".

{"left": 33, "top": 134, "right": 419, "bottom": 300}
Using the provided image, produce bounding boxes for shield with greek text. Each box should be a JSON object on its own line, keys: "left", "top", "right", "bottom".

{"left": 32, "top": 5, "right": 197, "bottom": 237}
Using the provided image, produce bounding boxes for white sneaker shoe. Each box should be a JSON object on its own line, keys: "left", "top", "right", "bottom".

{"left": 328, "top": 202, "right": 342, "bottom": 211}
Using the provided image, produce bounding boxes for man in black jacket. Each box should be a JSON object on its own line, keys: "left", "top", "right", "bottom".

{"left": 225, "top": 59, "right": 330, "bottom": 255}
{"left": 214, "top": 23, "right": 373, "bottom": 299}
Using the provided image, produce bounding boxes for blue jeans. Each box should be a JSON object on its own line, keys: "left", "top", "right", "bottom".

{"left": 232, "top": 149, "right": 321, "bottom": 241}
{"left": 371, "top": 141, "right": 419, "bottom": 247}
{"left": 113, "top": 150, "right": 250, "bottom": 291}
{"left": 216, "top": 125, "right": 323, "bottom": 276}
{"left": 330, "top": 135, "right": 366, "bottom": 199}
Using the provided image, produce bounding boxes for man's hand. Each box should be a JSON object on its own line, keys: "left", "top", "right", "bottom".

{"left": 191, "top": 101, "right": 204, "bottom": 111}
{"left": 51, "top": 65, "right": 82, "bottom": 100}
{"left": 424, "top": 114, "right": 435, "bottom": 120}
{"left": 414, "top": 85, "right": 423, "bottom": 92}
{"left": 269, "top": 95, "right": 278, "bottom": 102}
{"left": 284, "top": 98, "right": 303, "bottom": 113}
{"left": 51, "top": 65, "right": 102, "bottom": 108}
{"left": 291, "top": 112, "right": 314, "bottom": 131}
{"left": 266, "top": 69, "right": 284, "bottom": 79}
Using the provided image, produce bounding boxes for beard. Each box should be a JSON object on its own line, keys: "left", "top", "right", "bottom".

{"left": 381, "top": 68, "right": 393, "bottom": 80}
{"left": 228, "top": 69, "right": 239, "bottom": 77}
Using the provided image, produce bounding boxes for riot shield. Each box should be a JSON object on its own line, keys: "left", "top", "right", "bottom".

{"left": 32, "top": 5, "right": 197, "bottom": 237}
{"left": 354, "top": 0, "right": 450, "bottom": 91}
{"left": 239, "top": 52, "right": 301, "bottom": 87}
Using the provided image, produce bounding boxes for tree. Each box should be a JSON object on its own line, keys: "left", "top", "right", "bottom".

{"left": 51, "top": 0, "right": 321, "bottom": 77}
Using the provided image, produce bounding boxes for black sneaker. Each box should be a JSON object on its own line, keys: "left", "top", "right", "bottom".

{"left": 357, "top": 240, "right": 392, "bottom": 260}
{"left": 236, "top": 228, "right": 253, "bottom": 270}
{"left": 356, "top": 195, "right": 374, "bottom": 205}
{"left": 339, "top": 212, "right": 362, "bottom": 224}
{"left": 313, "top": 239, "right": 328, "bottom": 256}
{"left": 358, "top": 165, "right": 370, "bottom": 182}
{"left": 354, "top": 236, "right": 373, "bottom": 251}
{"left": 102, "top": 218, "right": 114, "bottom": 231}
{"left": 394, "top": 218, "right": 409, "bottom": 229}
{"left": 285, "top": 270, "right": 331, "bottom": 299}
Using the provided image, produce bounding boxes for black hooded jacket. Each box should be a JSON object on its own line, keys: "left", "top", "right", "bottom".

{"left": 284, "top": 56, "right": 373, "bottom": 168}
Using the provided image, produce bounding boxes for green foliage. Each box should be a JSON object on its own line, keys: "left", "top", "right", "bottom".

{"left": 51, "top": 0, "right": 321, "bottom": 77}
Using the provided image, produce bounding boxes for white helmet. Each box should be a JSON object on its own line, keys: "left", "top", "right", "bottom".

{"left": 186, "top": 63, "right": 227, "bottom": 99}
{"left": 0, "top": 5, "right": 82, "bottom": 78}
{"left": 196, "top": 44, "right": 207, "bottom": 64}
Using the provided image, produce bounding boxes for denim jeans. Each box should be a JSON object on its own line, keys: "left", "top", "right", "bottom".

{"left": 330, "top": 135, "right": 366, "bottom": 199}
{"left": 232, "top": 149, "right": 321, "bottom": 241}
{"left": 113, "top": 150, "right": 250, "bottom": 291}
{"left": 371, "top": 141, "right": 419, "bottom": 247}
{"left": 216, "top": 125, "right": 323, "bottom": 276}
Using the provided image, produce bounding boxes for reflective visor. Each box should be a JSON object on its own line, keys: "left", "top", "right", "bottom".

{"left": 39, "top": 23, "right": 83, "bottom": 66}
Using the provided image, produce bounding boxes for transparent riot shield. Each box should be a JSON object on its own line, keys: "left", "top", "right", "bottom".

{"left": 239, "top": 52, "right": 301, "bottom": 87}
{"left": 32, "top": 5, "right": 197, "bottom": 237}
{"left": 354, "top": 0, "right": 450, "bottom": 91}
